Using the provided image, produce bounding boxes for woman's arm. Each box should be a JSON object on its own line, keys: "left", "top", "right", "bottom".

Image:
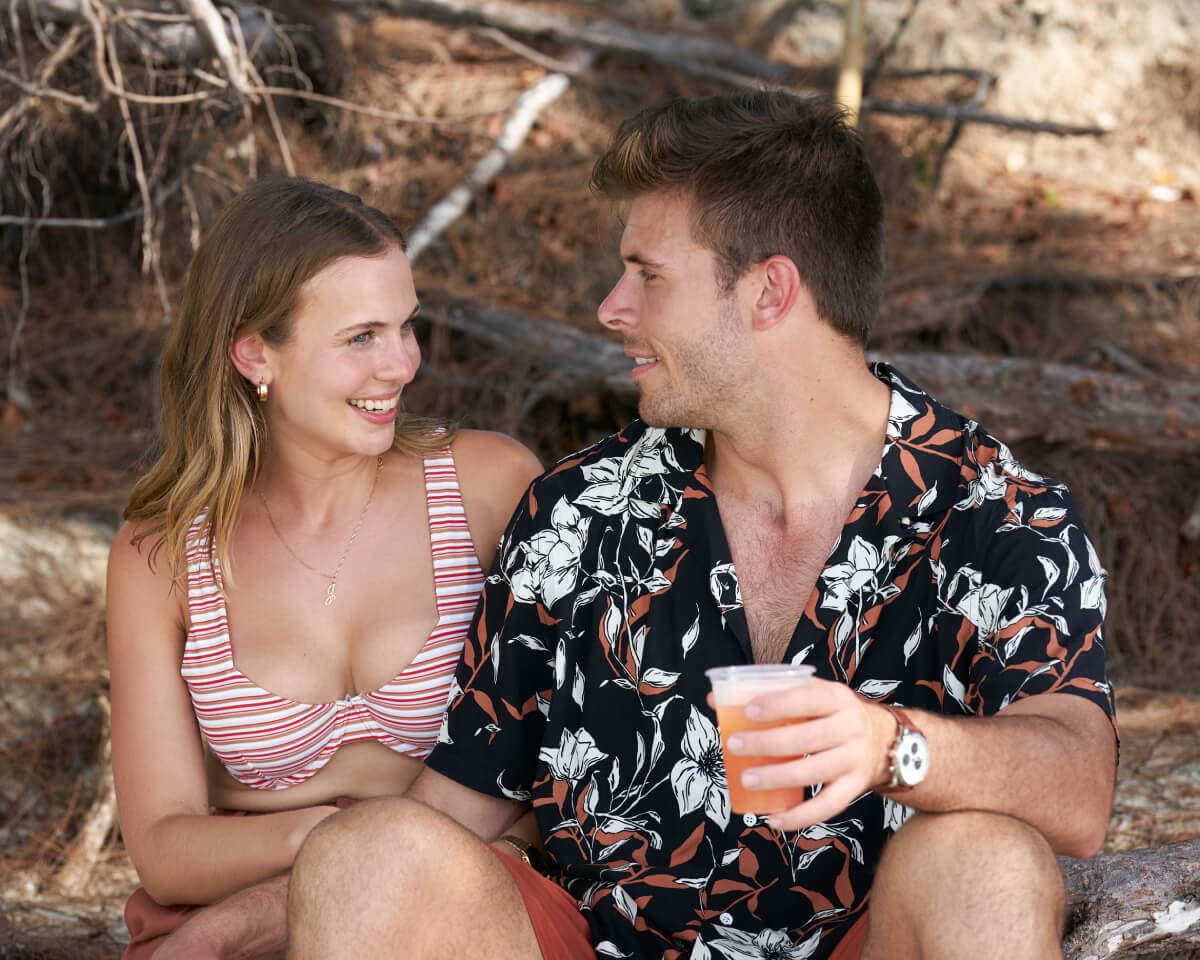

{"left": 106, "top": 522, "right": 337, "bottom": 905}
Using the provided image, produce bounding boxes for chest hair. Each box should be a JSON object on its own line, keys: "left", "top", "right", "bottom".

{"left": 723, "top": 506, "right": 846, "bottom": 665}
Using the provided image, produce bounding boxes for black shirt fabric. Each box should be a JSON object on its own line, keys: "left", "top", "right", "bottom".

{"left": 426, "top": 363, "right": 1116, "bottom": 960}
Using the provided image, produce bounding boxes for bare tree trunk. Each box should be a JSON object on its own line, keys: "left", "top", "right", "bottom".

{"left": 836, "top": 0, "right": 865, "bottom": 126}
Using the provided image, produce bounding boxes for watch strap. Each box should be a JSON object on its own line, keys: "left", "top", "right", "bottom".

{"left": 880, "top": 703, "right": 923, "bottom": 793}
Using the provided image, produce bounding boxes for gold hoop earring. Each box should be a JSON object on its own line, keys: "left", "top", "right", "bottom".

{"left": 257, "top": 379, "right": 269, "bottom": 403}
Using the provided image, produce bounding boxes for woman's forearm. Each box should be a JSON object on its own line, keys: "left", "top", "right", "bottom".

{"left": 131, "top": 804, "right": 337, "bottom": 906}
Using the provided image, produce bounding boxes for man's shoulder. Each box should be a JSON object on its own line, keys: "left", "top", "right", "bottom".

{"left": 529, "top": 419, "right": 703, "bottom": 497}
{"left": 882, "top": 362, "right": 1075, "bottom": 512}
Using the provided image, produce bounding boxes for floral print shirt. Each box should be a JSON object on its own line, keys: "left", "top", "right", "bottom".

{"left": 426, "top": 363, "right": 1115, "bottom": 960}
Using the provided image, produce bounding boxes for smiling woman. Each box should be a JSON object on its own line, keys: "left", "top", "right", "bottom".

{"left": 105, "top": 177, "right": 543, "bottom": 956}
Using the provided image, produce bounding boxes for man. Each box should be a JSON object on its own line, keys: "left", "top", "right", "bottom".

{"left": 287, "top": 91, "right": 1117, "bottom": 960}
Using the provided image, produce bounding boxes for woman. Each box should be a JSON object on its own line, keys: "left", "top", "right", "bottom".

{"left": 106, "top": 178, "right": 542, "bottom": 957}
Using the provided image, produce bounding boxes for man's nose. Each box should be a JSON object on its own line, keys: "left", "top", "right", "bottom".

{"left": 597, "top": 274, "right": 634, "bottom": 331}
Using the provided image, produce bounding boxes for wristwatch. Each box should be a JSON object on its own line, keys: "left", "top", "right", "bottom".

{"left": 880, "top": 704, "right": 930, "bottom": 792}
{"left": 499, "top": 834, "right": 551, "bottom": 875}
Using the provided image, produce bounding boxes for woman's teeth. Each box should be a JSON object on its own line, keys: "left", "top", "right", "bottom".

{"left": 349, "top": 396, "right": 398, "bottom": 412}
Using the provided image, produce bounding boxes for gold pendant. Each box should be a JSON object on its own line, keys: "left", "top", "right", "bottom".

{"left": 325, "top": 582, "right": 337, "bottom": 606}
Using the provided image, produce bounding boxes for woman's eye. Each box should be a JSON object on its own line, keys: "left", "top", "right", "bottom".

{"left": 349, "top": 331, "right": 373, "bottom": 345}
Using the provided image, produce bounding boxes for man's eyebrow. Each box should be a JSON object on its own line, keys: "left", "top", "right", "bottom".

{"left": 622, "top": 252, "right": 668, "bottom": 270}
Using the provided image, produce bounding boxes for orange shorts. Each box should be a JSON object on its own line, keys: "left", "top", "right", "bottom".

{"left": 493, "top": 846, "right": 867, "bottom": 960}
{"left": 493, "top": 845, "right": 594, "bottom": 958}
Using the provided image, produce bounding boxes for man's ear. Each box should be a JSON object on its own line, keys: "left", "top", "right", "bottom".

{"left": 749, "top": 255, "right": 803, "bottom": 332}
{"left": 230, "top": 332, "right": 271, "bottom": 387}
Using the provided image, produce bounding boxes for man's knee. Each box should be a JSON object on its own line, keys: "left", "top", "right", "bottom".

{"left": 291, "top": 797, "right": 449, "bottom": 909}
{"left": 877, "top": 810, "right": 1064, "bottom": 910}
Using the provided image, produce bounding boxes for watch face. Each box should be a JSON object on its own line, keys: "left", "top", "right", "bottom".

{"left": 897, "top": 731, "right": 930, "bottom": 787}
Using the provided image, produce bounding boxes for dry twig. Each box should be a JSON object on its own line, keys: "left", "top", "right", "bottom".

{"left": 406, "top": 47, "right": 596, "bottom": 262}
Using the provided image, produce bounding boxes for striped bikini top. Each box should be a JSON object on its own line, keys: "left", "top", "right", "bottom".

{"left": 180, "top": 448, "right": 485, "bottom": 791}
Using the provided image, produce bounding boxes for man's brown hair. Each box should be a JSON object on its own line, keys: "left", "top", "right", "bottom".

{"left": 590, "top": 90, "right": 884, "bottom": 345}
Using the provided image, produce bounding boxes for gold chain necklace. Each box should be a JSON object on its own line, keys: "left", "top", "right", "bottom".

{"left": 256, "top": 456, "right": 383, "bottom": 607}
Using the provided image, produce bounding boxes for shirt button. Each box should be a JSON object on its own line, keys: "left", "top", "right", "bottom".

{"left": 742, "top": 813, "right": 758, "bottom": 827}
{"left": 719, "top": 912, "right": 734, "bottom": 926}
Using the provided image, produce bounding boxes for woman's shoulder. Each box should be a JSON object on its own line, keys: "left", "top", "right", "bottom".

{"left": 108, "top": 518, "right": 173, "bottom": 585}
{"left": 449, "top": 429, "right": 543, "bottom": 490}
{"left": 447, "top": 431, "right": 543, "bottom": 554}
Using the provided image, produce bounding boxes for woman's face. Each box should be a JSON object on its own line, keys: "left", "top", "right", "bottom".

{"left": 261, "top": 245, "right": 421, "bottom": 463}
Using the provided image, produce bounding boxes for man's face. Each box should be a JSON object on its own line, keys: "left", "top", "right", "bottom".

{"left": 597, "top": 192, "right": 752, "bottom": 429}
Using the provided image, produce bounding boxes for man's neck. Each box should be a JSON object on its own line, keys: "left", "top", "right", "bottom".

{"left": 704, "top": 352, "right": 890, "bottom": 522}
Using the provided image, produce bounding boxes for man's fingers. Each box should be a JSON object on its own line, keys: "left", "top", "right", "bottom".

{"left": 743, "top": 677, "right": 856, "bottom": 723}
{"left": 766, "top": 780, "right": 863, "bottom": 832}
{"left": 726, "top": 714, "right": 852, "bottom": 758}
{"left": 740, "top": 745, "right": 856, "bottom": 794}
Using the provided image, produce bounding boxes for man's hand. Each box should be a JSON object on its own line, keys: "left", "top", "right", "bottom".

{"left": 150, "top": 873, "right": 289, "bottom": 960}
{"left": 717, "top": 678, "right": 895, "bottom": 831}
{"left": 716, "top": 682, "right": 1116, "bottom": 855}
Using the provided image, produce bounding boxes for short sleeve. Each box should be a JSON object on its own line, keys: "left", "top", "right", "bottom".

{"left": 951, "top": 491, "right": 1116, "bottom": 728}
{"left": 424, "top": 487, "right": 556, "bottom": 800}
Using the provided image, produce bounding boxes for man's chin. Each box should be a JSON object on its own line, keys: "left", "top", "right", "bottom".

{"left": 637, "top": 397, "right": 699, "bottom": 430}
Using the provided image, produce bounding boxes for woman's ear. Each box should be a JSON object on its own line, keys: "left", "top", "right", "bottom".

{"left": 230, "top": 332, "right": 270, "bottom": 387}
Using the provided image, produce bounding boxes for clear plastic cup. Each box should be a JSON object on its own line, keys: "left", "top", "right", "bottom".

{"left": 706, "top": 664, "right": 816, "bottom": 814}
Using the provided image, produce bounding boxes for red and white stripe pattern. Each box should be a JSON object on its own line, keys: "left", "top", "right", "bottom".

{"left": 180, "top": 448, "right": 484, "bottom": 791}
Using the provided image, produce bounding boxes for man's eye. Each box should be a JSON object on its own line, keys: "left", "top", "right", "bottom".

{"left": 638, "top": 269, "right": 657, "bottom": 282}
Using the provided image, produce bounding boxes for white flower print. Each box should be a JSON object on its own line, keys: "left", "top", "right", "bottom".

{"left": 885, "top": 389, "right": 920, "bottom": 440}
{"left": 574, "top": 428, "right": 672, "bottom": 518}
{"left": 1078, "top": 534, "right": 1107, "bottom": 617}
{"left": 708, "top": 926, "right": 821, "bottom": 960}
{"left": 819, "top": 536, "right": 902, "bottom": 613}
{"left": 507, "top": 497, "right": 589, "bottom": 610}
{"left": 950, "top": 567, "right": 1014, "bottom": 637}
{"left": 882, "top": 796, "right": 914, "bottom": 832}
{"left": 669, "top": 705, "right": 730, "bottom": 829}
{"left": 709, "top": 562, "right": 743, "bottom": 617}
{"left": 539, "top": 726, "right": 609, "bottom": 781}
{"left": 955, "top": 461, "right": 1009, "bottom": 510}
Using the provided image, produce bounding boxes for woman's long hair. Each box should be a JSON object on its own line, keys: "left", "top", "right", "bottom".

{"left": 124, "top": 177, "right": 456, "bottom": 583}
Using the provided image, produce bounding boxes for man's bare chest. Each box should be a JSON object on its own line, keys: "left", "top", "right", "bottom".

{"left": 723, "top": 515, "right": 844, "bottom": 664}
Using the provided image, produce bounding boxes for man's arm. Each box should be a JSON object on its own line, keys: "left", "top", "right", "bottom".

{"left": 405, "top": 766, "right": 529, "bottom": 841}
{"left": 726, "top": 682, "right": 1116, "bottom": 856}
{"left": 146, "top": 873, "right": 290, "bottom": 960}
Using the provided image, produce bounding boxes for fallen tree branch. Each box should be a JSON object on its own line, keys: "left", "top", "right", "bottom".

{"left": 879, "top": 351, "right": 1200, "bottom": 455}
{"left": 420, "top": 294, "right": 1200, "bottom": 455}
{"left": 860, "top": 97, "right": 1108, "bottom": 135}
{"left": 1060, "top": 839, "right": 1200, "bottom": 959}
{"left": 54, "top": 697, "right": 117, "bottom": 896}
{"left": 177, "top": 0, "right": 250, "bottom": 98}
{"left": 328, "top": 0, "right": 1110, "bottom": 137}
{"left": 406, "top": 47, "right": 595, "bottom": 262}
{"left": 339, "top": 0, "right": 792, "bottom": 83}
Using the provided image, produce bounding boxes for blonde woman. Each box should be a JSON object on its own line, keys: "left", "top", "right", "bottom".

{"left": 106, "top": 178, "right": 542, "bottom": 958}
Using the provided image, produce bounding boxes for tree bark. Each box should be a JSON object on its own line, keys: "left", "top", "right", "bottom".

{"left": 1060, "top": 839, "right": 1200, "bottom": 959}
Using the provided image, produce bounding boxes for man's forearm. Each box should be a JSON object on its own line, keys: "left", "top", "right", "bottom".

{"left": 155, "top": 873, "right": 289, "bottom": 960}
{"left": 891, "top": 694, "right": 1116, "bottom": 856}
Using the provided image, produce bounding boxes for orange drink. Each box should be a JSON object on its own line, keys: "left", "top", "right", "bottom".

{"left": 706, "top": 664, "right": 816, "bottom": 815}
